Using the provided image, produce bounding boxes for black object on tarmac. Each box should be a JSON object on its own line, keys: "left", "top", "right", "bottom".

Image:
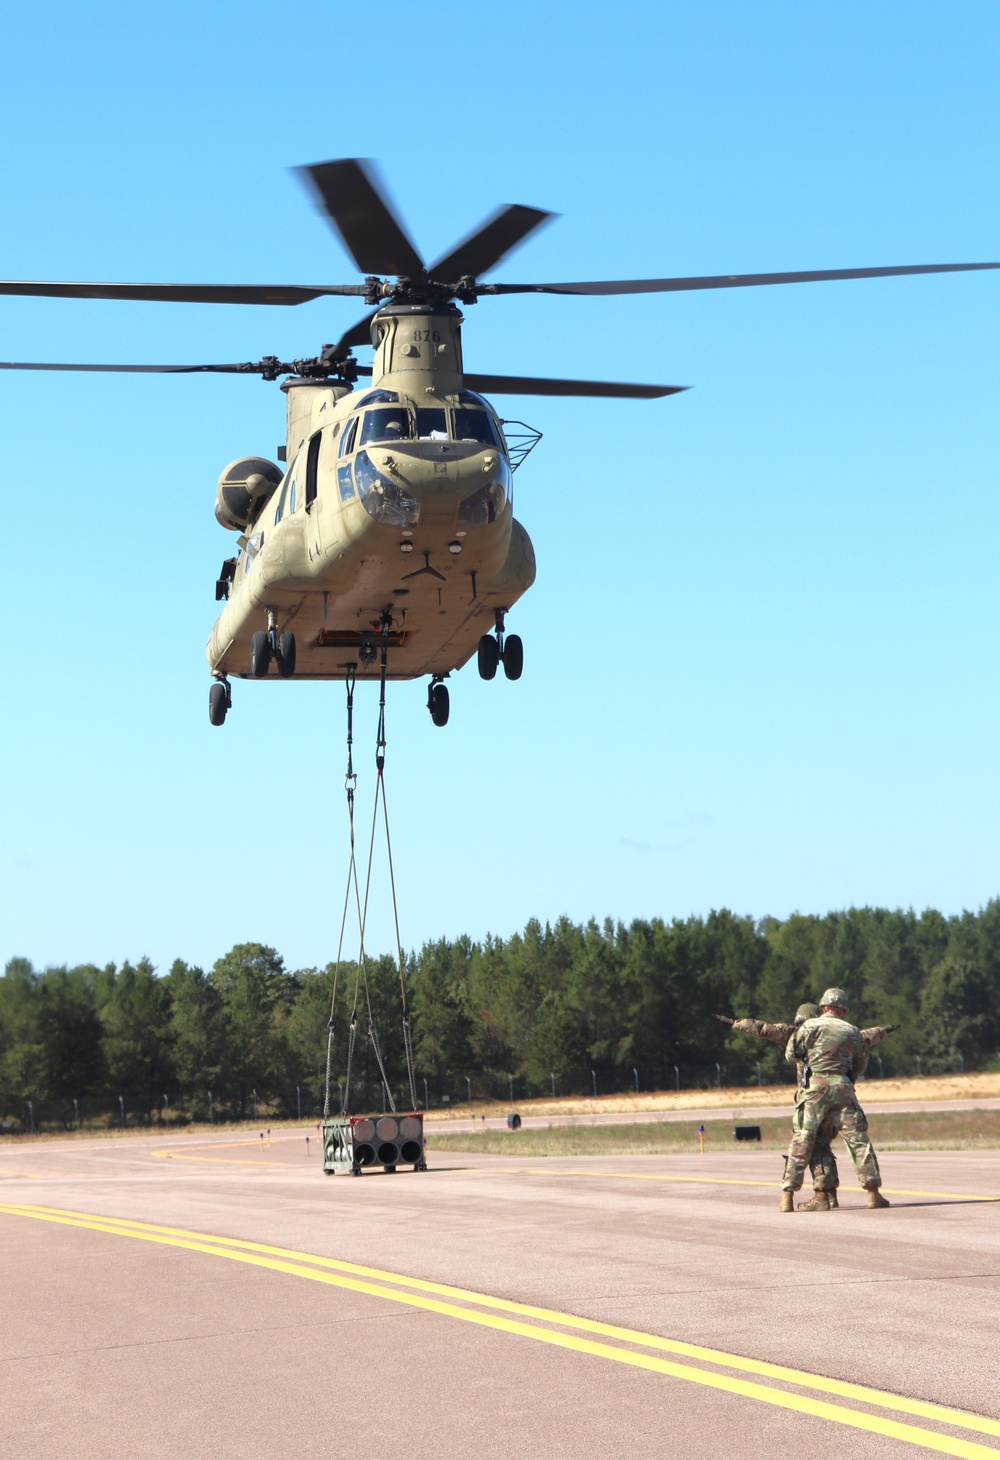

{"left": 734, "top": 1125, "right": 762, "bottom": 1142}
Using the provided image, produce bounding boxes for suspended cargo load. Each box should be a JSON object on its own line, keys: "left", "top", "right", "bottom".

{"left": 323, "top": 1112, "right": 426, "bottom": 1175}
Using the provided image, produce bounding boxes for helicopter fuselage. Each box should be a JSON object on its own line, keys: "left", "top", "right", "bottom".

{"left": 206, "top": 304, "right": 535, "bottom": 683}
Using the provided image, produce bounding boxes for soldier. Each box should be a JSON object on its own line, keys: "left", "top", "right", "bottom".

{"left": 779, "top": 988, "right": 889, "bottom": 1213}
{"left": 718, "top": 1004, "right": 897, "bottom": 1210}
{"left": 717, "top": 1003, "right": 839, "bottom": 1203}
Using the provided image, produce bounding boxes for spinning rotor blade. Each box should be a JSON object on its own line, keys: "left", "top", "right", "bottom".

{"left": 0, "top": 360, "right": 288, "bottom": 374}
{"left": 326, "top": 309, "right": 380, "bottom": 358}
{"left": 430, "top": 206, "right": 554, "bottom": 283}
{"left": 463, "top": 372, "right": 685, "bottom": 398}
{"left": 484, "top": 261, "right": 1000, "bottom": 296}
{"left": 299, "top": 159, "right": 425, "bottom": 279}
{"left": 0, "top": 280, "right": 368, "bottom": 305}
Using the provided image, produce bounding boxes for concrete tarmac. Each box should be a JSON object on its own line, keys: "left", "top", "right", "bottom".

{"left": 1, "top": 1129, "right": 998, "bottom": 1459}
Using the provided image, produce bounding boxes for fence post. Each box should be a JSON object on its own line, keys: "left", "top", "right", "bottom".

{"left": 674, "top": 1066, "right": 680, "bottom": 1092}
{"left": 550, "top": 1072, "right": 556, "bottom": 1098}
{"left": 756, "top": 1062, "right": 761, "bottom": 1086}
{"left": 508, "top": 1074, "right": 514, "bottom": 1103}
{"left": 208, "top": 1091, "right": 214, "bottom": 1123}
{"left": 633, "top": 1067, "right": 639, "bottom": 1094}
{"left": 591, "top": 1070, "right": 597, "bottom": 1098}
{"left": 877, "top": 1056, "right": 883, "bottom": 1078}
{"left": 465, "top": 1076, "right": 472, "bottom": 1105}
{"left": 163, "top": 1094, "right": 169, "bottom": 1127}
{"left": 715, "top": 1063, "right": 721, "bottom": 1089}
{"left": 252, "top": 1088, "right": 258, "bottom": 1121}
{"left": 422, "top": 1078, "right": 429, "bottom": 1110}
{"left": 27, "top": 1100, "right": 33, "bottom": 1135}
{"left": 958, "top": 1053, "right": 964, "bottom": 1075}
{"left": 296, "top": 1085, "right": 301, "bottom": 1120}
{"left": 73, "top": 1098, "right": 79, "bottom": 1130}
{"left": 915, "top": 1056, "right": 922, "bottom": 1076}
{"left": 118, "top": 1095, "right": 125, "bottom": 1131}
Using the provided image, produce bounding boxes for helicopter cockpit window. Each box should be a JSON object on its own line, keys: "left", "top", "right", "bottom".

{"left": 339, "top": 416, "right": 359, "bottom": 457}
{"left": 453, "top": 408, "right": 500, "bottom": 447}
{"left": 354, "top": 451, "right": 420, "bottom": 527}
{"left": 360, "top": 407, "right": 412, "bottom": 445}
{"left": 456, "top": 459, "right": 510, "bottom": 527}
{"left": 415, "top": 408, "right": 448, "bottom": 440}
{"left": 355, "top": 389, "right": 399, "bottom": 409}
{"left": 274, "top": 479, "right": 289, "bottom": 525}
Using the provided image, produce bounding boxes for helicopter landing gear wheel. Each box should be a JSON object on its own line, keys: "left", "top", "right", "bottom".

{"left": 428, "top": 681, "right": 450, "bottom": 727}
{"left": 250, "top": 630, "right": 271, "bottom": 678}
{"left": 276, "top": 631, "right": 296, "bottom": 678}
{"left": 501, "top": 633, "right": 523, "bottom": 680}
{"left": 208, "top": 681, "right": 229, "bottom": 726}
{"left": 477, "top": 633, "right": 500, "bottom": 680}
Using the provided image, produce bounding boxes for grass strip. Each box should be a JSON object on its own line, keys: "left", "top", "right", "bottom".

{"left": 427, "top": 1108, "right": 1000, "bottom": 1157}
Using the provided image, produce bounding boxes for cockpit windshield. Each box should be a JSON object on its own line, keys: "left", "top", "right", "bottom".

{"left": 360, "top": 407, "right": 412, "bottom": 445}
{"left": 354, "top": 389, "right": 400, "bottom": 409}
{"left": 453, "top": 408, "right": 500, "bottom": 447}
{"left": 415, "top": 408, "right": 448, "bottom": 440}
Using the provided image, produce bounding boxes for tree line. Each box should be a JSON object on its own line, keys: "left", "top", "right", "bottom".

{"left": 3, "top": 902, "right": 999, "bottom": 1127}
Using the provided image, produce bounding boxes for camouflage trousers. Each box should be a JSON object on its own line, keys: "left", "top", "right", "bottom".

{"left": 792, "top": 1090, "right": 840, "bottom": 1192}
{"left": 782, "top": 1075, "right": 882, "bottom": 1193}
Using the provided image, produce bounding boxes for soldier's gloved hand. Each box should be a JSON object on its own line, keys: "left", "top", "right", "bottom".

{"left": 713, "top": 1014, "right": 735, "bottom": 1027}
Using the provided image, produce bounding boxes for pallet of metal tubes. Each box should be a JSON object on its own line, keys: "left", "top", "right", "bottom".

{"left": 322, "top": 1113, "right": 427, "bottom": 1175}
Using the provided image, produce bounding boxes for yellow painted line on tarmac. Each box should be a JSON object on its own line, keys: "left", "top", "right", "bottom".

{"left": 518, "top": 1169, "right": 999, "bottom": 1202}
{"left": 154, "top": 1153, "right": 276, "bottom": 1168}
{"left": 1, "top": 1204, "right": 998, "bottom": 1455}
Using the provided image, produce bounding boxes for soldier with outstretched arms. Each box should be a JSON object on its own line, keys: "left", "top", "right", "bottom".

{"left": 717, "top": 1003, "right": 898, "bottom": 1210}
{"left": 778, "top": 988, "right": 890, "bottom": 1213}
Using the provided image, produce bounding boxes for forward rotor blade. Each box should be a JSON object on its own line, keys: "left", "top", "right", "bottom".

{"left": 0, "top": 280, "right": 368, "bottom": 305}
{"left": 299, "top": 159, "right": 425, "bottom": 279}
{"left": 327, "top": 309, "right": 379, "bottom": 358}
{"left": 429, "top": 206, "right": 554, "bottom": 283}
{"left": 483, "top": 261, "right": 1000, "bottom": 296}
{"left": 463, "top": 372, "right": 686, "bottom": 399}
{"left": 0, "top": 360, "right": 281, "bottom": 373}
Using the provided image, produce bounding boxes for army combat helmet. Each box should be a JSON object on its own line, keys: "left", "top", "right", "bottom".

{"left": 819, "top": 987, "right": 849, "bottom": 1011}
{"left": 794, "top": 1002, "right": 820, "bottom": 1024}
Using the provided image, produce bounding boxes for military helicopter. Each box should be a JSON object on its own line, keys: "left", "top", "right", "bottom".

{"left": 2, "top": 159, "right": 997, "bottom": 728}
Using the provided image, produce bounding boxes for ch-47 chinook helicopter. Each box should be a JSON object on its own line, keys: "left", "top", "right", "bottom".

{"left": 2, "top": 158, "right": 997, "bottom": 728}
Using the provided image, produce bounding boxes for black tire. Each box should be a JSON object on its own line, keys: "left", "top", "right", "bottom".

{"left": 502, "top": 634, "right": 523, "bottom": 681}
{"left": 276, "top": 631, "right": 296, "bottom": 678}
{"left": 477, "top": 633, "right": 500, "bottom": 680}
{"left": 208, "top": 682, "right": 228, "bottom": 726}
{"left": 250, "top": 630, "right": 271, "bottom": 678}
{"left": 429, "top": 683, "right": 450, "bottom": 727}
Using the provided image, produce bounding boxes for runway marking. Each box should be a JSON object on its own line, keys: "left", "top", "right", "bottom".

{"left": 517, "top": 1170, "right": 999, "bottom": 1202}
{"left": 1, "top": 1203, "right": 999, "bottom": 1455}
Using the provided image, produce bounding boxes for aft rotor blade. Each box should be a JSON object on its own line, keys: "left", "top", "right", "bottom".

{"left": 483, "top": 261, "right": 1000, "bottom": 296}
{"left": 299, "top": 158, "right": 425, "bottom": 279}
{"left": 0, "top": 280, "right": 368, "bottom": 305}
{"left": 463, "top": 372, "right": 686, "bottom": 398}
{"left": 429, "top": 206, "right": 554, "bottom": 283}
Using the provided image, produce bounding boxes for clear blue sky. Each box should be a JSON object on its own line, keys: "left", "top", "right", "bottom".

{"left": 3, "top": 1, "right": 999, "bottom": 974}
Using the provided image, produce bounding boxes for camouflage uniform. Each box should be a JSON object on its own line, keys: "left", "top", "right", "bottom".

{"left": 729, "top": 1016, "right": 896, "bottom": 1194}
{"left": 781, "top": 1014, "right": 883, "bottom": 1193}
{"left": 731, "top": 1018, "right": 840, "bottom": 1193}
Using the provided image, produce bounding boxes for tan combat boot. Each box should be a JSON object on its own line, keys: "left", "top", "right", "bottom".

{"left": 865, "top": 1183, "right": 890, "bottom": 1208}
{"left": 797, "top": 1191, "right": 831, "bottom": 1212}
{"left": 828, "top": 1189, "right": 839, "bottom": 1208}
{"left": 779, "top": 1191, "right": 795, "bottom": 1212}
